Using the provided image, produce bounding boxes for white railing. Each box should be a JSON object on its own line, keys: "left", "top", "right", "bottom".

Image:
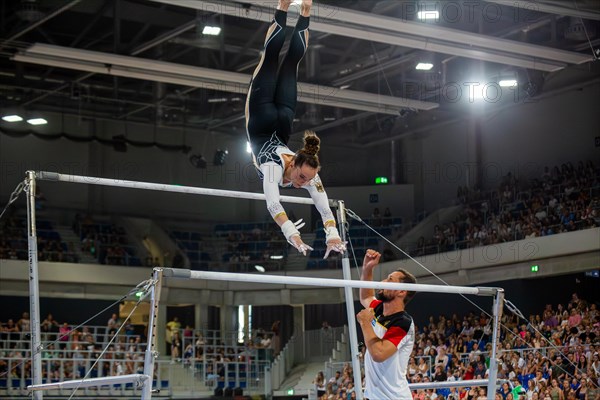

{"left": 0, "top": 354, "right": 154, "bottom": 397}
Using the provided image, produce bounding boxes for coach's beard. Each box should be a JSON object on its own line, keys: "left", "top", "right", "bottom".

{"left": 375, "top": 289, "right": 392, "bottom": 302}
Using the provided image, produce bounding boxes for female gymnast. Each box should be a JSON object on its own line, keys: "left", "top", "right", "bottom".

{"left": 245, "top": 0, "right": 345, "bottom": 258}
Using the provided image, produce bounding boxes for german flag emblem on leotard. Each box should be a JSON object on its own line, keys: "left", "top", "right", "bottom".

{"left": 313, "top": 176, "right": 324, "bottom": 192}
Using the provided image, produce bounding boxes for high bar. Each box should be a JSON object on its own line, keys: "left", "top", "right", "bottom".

{"left": 33, "top": 171, "right": 336, "bottom": 206}
{"left": 28, "top": 374, "right": 149, "bottom": 391}
{"left": 161, "top": 268, "right": 499, "bottom": 296}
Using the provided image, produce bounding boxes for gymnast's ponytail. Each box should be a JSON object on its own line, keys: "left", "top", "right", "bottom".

{"left": 294, "top": 130, "right": 321, "bottom": 169}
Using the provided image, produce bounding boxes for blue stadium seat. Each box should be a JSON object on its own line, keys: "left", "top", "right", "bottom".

{"left": 191, "top": 232, "right": 202, "bottom": 241}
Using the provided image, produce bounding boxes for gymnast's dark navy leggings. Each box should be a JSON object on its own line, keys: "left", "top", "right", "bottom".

{"left": 245, "top": 10, "right": 310, "bottom": 153}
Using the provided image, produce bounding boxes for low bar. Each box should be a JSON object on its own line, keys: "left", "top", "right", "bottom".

{"left": 28, "top": 374, "right": 149, "bottom": 391}
{"left": 35, "top": 171, "right": 336, "bottom": 206}
{"left": 162, "top": 268, "right": 499, "bottom": 296}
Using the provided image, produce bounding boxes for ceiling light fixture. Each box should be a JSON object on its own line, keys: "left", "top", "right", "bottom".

{"left": 417, "top": 11, "right": 439, "bottom": 20}
{"left": 27, "top": 118, "right": 47, "bottom": 125}
{"left": 415, "top": 62, "right": 434, "bottom": 70}
{"left": 499, "top": 79, "right": 518, "bottom": 87}
{"left": 2, "top": 115, "right": 23, "bottom": 122}
{"left": 202, "top": 26, "right": 221, "bottom": 36}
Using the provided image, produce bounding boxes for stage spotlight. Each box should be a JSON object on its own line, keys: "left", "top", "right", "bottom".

{"left": 189, "top": 154, "right": 207, "bottom": 169}
{"left": 213, "top": 149, "right": 228, "bottom": 166}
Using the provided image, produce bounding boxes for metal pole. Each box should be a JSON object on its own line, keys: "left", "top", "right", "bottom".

{"left": 487, "top": 289, "right": 504, "bottom": 400}
{"left": 25, "top": 171, "right": 43, "bottom": 400}
{"left": 337, "top": 201, "right": 364, "bottom": 400}
{"left": 142, "top": 268, "right": 163, "bottom": 399}
{"left": 264, "top": 366, "right": 271, "bottom": 399}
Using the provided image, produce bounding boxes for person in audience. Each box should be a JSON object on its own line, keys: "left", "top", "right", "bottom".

{"left": 313, "top": 370, "right": 326, "bottom": 398}
{"left": 17, "top": 312, "right": 30, "bottom": 341}
{"left": 106, "top": 313, "right": 119, "bottom": 337}
{"left": 40, "top": 313, "right": 59, "bottom": 341}
{"left": 165, "top": 317, "right": 181, "bottom": 357}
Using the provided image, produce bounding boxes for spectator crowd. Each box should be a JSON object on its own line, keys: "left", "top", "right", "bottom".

{"left": 313, "top": 292, "right": 599, "bottom": 400}
{"left": 413, "top": 160, "right": 599, "bottom": 257}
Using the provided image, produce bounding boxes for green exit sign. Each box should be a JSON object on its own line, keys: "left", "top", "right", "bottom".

{"left": 375, "top": 176, "right": 388, "bottom": 184}
{"left": 287, "top": 389, "right": 294, "bottom": 395}
{"left": 531, "top": 265, "right": 539, "bottom": 272}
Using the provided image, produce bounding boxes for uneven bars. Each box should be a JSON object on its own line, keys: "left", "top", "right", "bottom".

{"left": 162, "top": 268, "right": 498, "bottom": 296}
{"left": 35, "top": 171, "right": 335, "bottom": 206}
{"left": 28, "top": 374, "right": 149, "bottom": 391}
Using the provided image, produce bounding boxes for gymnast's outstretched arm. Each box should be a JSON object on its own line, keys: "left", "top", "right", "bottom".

{"left": 261, "top": 162, "right": 313, "bottom": 256}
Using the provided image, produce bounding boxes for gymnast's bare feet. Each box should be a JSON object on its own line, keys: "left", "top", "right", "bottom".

{"left": 278, "top": 0, "right": 293, "bottom": 11}
{"left": 300, "top": 0, "right": 312, "bottom": 17}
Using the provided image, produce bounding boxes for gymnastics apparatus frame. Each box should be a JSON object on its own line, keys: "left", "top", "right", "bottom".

{"left": 22, "top": 170, "right": 505, "bottom": 400}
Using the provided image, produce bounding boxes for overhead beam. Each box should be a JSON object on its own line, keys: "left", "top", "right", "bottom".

{"left": 170, "top": 37, "right": 261, "bottom": 56}
{"left": 294, "top": 111, "right": 374, "bottom": 135}
{"left": 14, "top": 43, "right": 439, "bottom": 114}
{"left": 331, "top": 53, "right": 417, "bottom": 87}
{"left": 130, "top": 19, "right": 197, "bottom": 55}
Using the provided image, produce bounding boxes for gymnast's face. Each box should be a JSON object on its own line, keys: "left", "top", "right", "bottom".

{"left": 289, "top": 162, "right": 317, "bottom": 188}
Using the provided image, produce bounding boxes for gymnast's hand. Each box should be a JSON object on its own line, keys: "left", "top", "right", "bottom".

{"left": 323, "top": 225, "right": 346, "bottom": 259}
{"left": 324, "top": 238, "right": 346, "bottom": 259}
{"left": 289, "top": 234, "right": 313, "bottom": 256}
{"left": 280, "top": 219, "right": 313, "bottom": 256}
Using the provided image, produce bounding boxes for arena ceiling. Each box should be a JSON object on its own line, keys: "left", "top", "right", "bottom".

{"left": 1, "top": 0, "right": 599, "bottom": 149}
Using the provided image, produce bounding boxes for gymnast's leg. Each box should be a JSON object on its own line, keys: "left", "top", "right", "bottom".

{"left": 245, "top": 1, "right": 291, "bottom": 149}
{"left": 274, "top": 0, "right": 311, "bottom": 144}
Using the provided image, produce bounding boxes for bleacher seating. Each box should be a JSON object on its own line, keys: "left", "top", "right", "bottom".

{"left": 0, "top": 213, "right": 78, "bottom": 263}
{"left": 75, "top": 215, "right": 140, "bottom": 266}
{"left": 168, "top": 221, "right": 288, "bottom": 272}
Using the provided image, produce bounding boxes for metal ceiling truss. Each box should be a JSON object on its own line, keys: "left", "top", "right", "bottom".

{"left": 13, "top": 44, "right": 439, "bottom": 115}
{"left": 4, "top": 0, "right": 597, "bottom": 143}
{"left": 484, "top": 0, "right": 600, "bottom": 21}
{"left": 150, "top": 0, "right": 592, "bottom": 72}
